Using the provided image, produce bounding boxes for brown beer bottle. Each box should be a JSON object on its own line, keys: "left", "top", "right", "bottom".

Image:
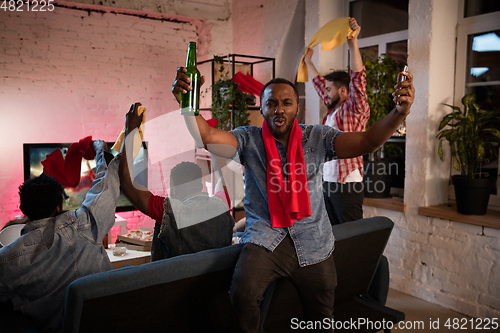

{"left": 103, "top": 234, "right": 108, "bottom": 249}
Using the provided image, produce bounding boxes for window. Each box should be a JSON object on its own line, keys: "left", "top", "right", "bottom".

{"left": 347, "top": 0, "right": 409, "bottom": 199}
{"left": 387, "top": 40, "right": 408, "bottom": 64}
{"left": 455, "top": 0, "right": 500, "bottom": 208}
{"left": 349, "top": 0, "right": 408, "bottom": 39}
{"left": 348, "top": 0, "right": 408, "bottom": 63}
{"left": 464, "top": 0, "right": 500, "bottom": 18}
{"left": 465, "top": 30, "right": 500, "bottom": 111}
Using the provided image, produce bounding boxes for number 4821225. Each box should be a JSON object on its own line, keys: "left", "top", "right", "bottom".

{"left": 445, "top": 318, "right": 499, "bottom": 330}
{"left": 1, "top": 0, "right": 55, "bottom": 11}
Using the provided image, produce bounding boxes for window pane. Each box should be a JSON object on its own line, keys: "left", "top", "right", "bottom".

{"left": 465, "top": 30, "right": 500, "bottom": 195}
{"left": 351, "top": 46, "right": 379, "bottom": 69}
{"left": 464, "top": 0, "right": 500, "bottom": 18}
{"left": 349, "top": 0, "right": 408, "bottom": 39}
{"left": 360, "top": 45, "right": 379, "bottom": 60}
{"left": 387, "top": 40, "right": 408, "bottom": 64}
{"left": 466, "top": 30, "right": 500, "bottom": 111}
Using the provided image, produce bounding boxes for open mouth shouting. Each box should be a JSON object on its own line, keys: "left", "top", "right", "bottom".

{"left": 274, "top": 117, "right": 286, "bottom": 128}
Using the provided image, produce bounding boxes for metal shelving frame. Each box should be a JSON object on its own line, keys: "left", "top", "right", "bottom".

{"left": 198, "top": 54, "right": 275, "bottom": 129}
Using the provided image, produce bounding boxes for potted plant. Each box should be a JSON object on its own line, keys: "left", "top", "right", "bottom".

{"left": 362, "top": 52, "right": 406, "bottom": 198}
{"left": 437, "top": 94, "right": 500, "bottom": 215}
{"left": 210, "top": 56, "right": 249, "bottom": 131}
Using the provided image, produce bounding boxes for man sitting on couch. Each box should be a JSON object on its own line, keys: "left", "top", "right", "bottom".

{"left": 119, "top": 103, "right": 234, "bottom": 260}
{"left": 0, "top": 140, "right": 120, "bottom": 333}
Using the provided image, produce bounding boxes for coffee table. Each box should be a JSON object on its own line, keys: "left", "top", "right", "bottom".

{"left": 106, "top": 244, "right": 151, "bottom": 269}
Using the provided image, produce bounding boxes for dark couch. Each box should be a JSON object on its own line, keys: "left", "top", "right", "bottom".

{"left": 1, "top": 216, "right": 403, "bottom": 332}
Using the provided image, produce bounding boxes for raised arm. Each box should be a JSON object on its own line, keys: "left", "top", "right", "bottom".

{"left": 118, "top": 103, "right": 151, "bottom": 215}
{"left": 335, "top": 71, "right": 414, "bottom": 158}
{"left": 304, "top": 48, "right": 320, "bottom": 79}
{"left": 347, "top": 18, "right": 363, "bottom": 73}
{"left": 171, "top": 67, "right": 237, "bottom": 158}
{"left": 1, "top": 216, "right": 29, "bottom": 231}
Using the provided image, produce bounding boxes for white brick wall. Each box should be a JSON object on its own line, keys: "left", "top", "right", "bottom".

{"left": 364, "top": 206, "right": 500, "bottom": 318}
{"left": 0, "top": 4, "right": 230, "bottom": 230}
{"left": 1, "top": 0, "right": 498, "bottom": 322}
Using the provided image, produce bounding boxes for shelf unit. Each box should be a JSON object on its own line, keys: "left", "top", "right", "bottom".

{"left": 198, "top": 54, "right": 275, "bottom": 130}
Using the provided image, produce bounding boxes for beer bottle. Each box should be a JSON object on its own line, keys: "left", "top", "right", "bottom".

{"left": 103, "top": 233, "right": 108, "bottom": 249}
{"left": 180, "top": 41, "right": 201, "bottom": 116}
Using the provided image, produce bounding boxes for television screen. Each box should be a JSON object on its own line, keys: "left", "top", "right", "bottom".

{"left": 23, "top": 142, "right": 148, "bottom": 212}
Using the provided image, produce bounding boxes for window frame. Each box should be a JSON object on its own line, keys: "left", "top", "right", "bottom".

{"left": 346, "top": 0, "right": 408, "bottom": 202}
{"left": 345, "top": 0, "right": 408, "bottom": 67}
{"left": 454, "top": 0, "right": 500, "bottom": 208}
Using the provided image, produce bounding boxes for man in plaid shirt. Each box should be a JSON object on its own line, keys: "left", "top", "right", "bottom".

{"left": 305, "top": 17, "right": 369, "bottom": 225}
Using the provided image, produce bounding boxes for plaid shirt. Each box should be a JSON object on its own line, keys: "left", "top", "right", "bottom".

{"left": 312, "top": 68, "right": 369, "bottom": 183}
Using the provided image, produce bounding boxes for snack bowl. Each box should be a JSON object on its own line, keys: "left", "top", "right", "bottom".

{"left": 113, "top": 243, "right": 128, "bottom": 256}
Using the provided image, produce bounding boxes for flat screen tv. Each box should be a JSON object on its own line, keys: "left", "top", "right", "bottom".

{"left": 23, "top": 142, "right": 148, "bottom": 212}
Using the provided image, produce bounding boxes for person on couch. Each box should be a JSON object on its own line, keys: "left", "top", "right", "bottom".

{"left": 0, "top": 140, "right": 120, "bottom": 333}
{"left": 171, "top": 66, "right": 414, "bottom": 332}
{"left": 119, "top": 103, "right": 234, "bottom": 260}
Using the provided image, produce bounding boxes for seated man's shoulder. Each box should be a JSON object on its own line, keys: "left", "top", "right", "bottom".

{"left": 172, "top": 194, "right": 225, "bottom": 212}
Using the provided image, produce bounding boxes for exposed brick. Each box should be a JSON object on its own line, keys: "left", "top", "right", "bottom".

{"left": 1, "top": 4, "right": 217, "bottom": 232}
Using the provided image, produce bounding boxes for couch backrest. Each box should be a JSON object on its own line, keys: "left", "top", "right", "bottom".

{"left": 332, "top": 216, "right": 394, "bottom": 303}
{"left": 63, "top": 244, "right": 243, "bottom": 333}
{"left": 262, "top": 216, "right": 394, "bottom": 332}
{"left": 63, "top": 216, "right": 393, "bottom": 333}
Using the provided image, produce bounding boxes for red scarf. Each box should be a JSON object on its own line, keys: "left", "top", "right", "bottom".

{"left": 262, "top": 119, "right": 311, "bottom": 228}
{"left": 41, "top": 136, "right": 95, "bottom": 187}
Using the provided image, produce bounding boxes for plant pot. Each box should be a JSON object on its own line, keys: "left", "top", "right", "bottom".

{"left": 363, "top": 160, "right": 394, "bottom": 198}
{"left": 452, "top": 175, "right": 496, "bottom": 215}
{"left": 386, "top": 155, "right": 405, "bottom": 189}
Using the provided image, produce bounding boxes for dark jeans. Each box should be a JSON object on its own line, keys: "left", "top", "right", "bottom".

{"left": 323, "top": 181, "right": 364, "bottom": 225}
{"left": 230, "top": 235, "right": 337, "bottom": 333}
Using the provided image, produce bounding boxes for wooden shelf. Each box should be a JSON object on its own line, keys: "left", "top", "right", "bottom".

{"left": 363, "top": 197, "right": 406, "bottom": 212}
{"left": 419, "top": 204, "right": 500, "bottom": 230}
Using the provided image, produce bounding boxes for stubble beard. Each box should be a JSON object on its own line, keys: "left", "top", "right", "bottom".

{"left": 327, "top": 95, "right": 340, "bottom": 110}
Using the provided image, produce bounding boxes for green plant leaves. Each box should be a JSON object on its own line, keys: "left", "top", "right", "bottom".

{"left": 363, "top": 52, "right": 406, "bottom": 160}
{"left": 210, "top": 61, "right": 250, "bottom": 131}
{"left": 438, "top": 140, "right": 444, "bottom": 161}
{"left": 436, "top": 94, "right": 500, "bottom": 178}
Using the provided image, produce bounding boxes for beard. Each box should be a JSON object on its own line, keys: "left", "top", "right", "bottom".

{"left": 267, "top": 114, "right": 296, "bottom": 141}
{"left": 327, "top": 95, "right": 340, "bottom": 109}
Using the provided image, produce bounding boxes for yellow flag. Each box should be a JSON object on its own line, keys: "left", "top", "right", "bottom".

{"left": 112, "top": 105, "right": 146, "bottom": 158}
{"left": 297, "top": 17, "right": 355, "bottom": 82}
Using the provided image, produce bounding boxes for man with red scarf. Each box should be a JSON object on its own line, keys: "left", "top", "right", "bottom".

{"left": 172, "top": 66, "right": 414, "bottom": 332}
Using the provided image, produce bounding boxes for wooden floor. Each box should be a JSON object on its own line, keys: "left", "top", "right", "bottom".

{"left": 384, "top": 289, "right": 496, "bottom": 332}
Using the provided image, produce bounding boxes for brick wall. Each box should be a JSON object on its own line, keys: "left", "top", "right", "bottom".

{"left": 0, "top": 3, "right": 231, "bottom": 229}
{"left": 364, "top": 206, "right": 500, "bottom": 319}
{"left": 232, "top": 0, "right": 298, "bottom": 87}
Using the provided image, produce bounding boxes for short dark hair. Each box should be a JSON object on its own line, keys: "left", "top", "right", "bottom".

{"left": 260, "top": 78, "right": 299, "bottom": 104}
{"left": 170, "top": 161, "right": 203, "bottom": 188}
{"left": 324, "top": 70, "right": 350, "bottom": 91}
{"left": 19, "top": 174, "right": 65, "bottom": 221}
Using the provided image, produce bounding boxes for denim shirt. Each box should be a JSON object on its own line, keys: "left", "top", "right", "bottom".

{"left": 231, "top": 124, "right": 341, "bottom": 267}
{"left": 0, "top": 150, "right": 120, "bottom": 333}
